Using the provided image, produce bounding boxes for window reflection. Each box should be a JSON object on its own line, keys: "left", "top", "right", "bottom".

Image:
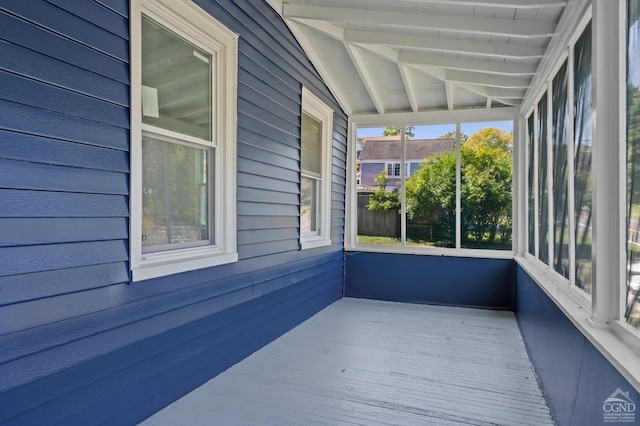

{"left": 574, "top": 22, "right": 593, "bottom": 294}
{"left": 626, "top": 0, "right": 640, "bottom": 329}
{"left": 527, "top": 114, "right": 536, "bottom": 256}
{"left": 538, "top": 93, "right": 549, "bottom": 264}
{"left": 552, "top": 62, "right": 570, "bottom": 279}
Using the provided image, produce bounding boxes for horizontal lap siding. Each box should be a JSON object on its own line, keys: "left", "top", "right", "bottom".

{"left": 0, "top": 0, "right": 347, "bottom": 424}
{"left": 0, "top": 0, "right": 130, "bottom": 310}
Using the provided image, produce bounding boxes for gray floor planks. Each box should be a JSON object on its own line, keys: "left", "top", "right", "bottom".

{"left": 141, "top": 298, "right": 554, "bottom": 425}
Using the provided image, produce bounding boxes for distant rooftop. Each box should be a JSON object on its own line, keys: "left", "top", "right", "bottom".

{"left": 359, "top": 137, "right": 454, "bottom": 161}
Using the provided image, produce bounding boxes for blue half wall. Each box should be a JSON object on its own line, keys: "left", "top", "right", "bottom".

{"left": 344, "top": 251, "right": 514, "bottom": 309}
{"left": 516, "top": 264, "right": 640, "bottom": 426}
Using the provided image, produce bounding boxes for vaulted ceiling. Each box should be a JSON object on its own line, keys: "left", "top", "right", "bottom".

{"left": 267, "top": 0, "right": 569, "bottom": 116}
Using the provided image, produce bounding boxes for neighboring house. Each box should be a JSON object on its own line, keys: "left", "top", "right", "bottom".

{"left": 358, "top": 136, "right": 454, "bottom": 190}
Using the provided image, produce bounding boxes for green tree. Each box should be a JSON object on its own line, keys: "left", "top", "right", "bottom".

{"left": 439, "top": 131, "right": 468, "bottom": 143}
{"left": 367, "top": 169, "right": 401, "bottom": 211}
{"left": 404, "top": 127, "right": 513, "bottom": 245}
{"left": 466, "top": 127, "right": 513, "bottom": 153}
{"left": 383, "top": 126, "right": 415, "bottom": 138}
{"left": 461, "top": 143, "right": 512, "bottom": 244}
{"left": 405, "top": 151, "right": 456, "bottom": 237}
{"left": 462, "top": 128, "right": 512, "bottom": 244}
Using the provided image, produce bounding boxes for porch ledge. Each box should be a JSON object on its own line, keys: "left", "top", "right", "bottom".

{"left": 515, "top": 255, "right": 640, "bottom": 393}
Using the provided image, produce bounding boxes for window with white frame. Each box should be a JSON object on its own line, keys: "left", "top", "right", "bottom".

{"left": 351, "top": 121, "right": 513, "bottom": 251}
{"left": 130, "top": 0, "right": 238, "bottom": 281}
{"left": 626, "top": 0, "right": 640, "bottom": 330}
{"left": 300, "top": 88, "right": 333, "bottom": 249}
{"left": 525, "top": 18, "right": 592, "bottom": 295}
{"left": 385, "top": 161, "right": 411, "bottom": 177}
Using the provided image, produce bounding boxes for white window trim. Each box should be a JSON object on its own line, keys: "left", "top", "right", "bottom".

{"left": 345, "top": 107, "right": 517, "bottom": 257}
{"left": 300, "top": 87, "right": 333, "bottom": 250}
{"left": 130, "top": 0, "right": 238, "bottom": 282}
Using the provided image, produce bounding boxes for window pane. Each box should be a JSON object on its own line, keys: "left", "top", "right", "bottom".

{"left": 460, "top": 122, "right": 513, "bottom": 250}
{"left": 527, "top": 114, "right": 536, "bottom": 256}
{"left": 552, "top": 61, "right": 570, "bottom": 278}
{"left": 626, "top": 0, "right": 640, "bottom": 329}
{"left": 355, "top": 128, "right": 403, "bottom": 246}
{"left": 142, "top": 136, "right": 211, "bottom": 252}
{"left": 538, "top": 92, "right": 550, "bottom": 264}
{"left": 142, "top": 16, "right": 212, "bottom": 140}
{"left": 406, "top": 124, "right": 456, "bottom": 248}
{"left": 574, "top": 22, "right": 593, "bottom": 294}
{"left": 301, "top": 112, "right": 322, "bottom": 176}
{"left": 301, "top": 176, "right": 318, "bottom": 233}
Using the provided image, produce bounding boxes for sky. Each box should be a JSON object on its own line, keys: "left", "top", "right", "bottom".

{"left": 356, "top": 120, "right": 513, "bottom": 139}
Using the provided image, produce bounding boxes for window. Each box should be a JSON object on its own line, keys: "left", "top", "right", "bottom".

{"left": 300, "top": 88, "right": 333, "bottom": 249}
{"left": 351, "top": 121, "right": 513, "bottom": 252}
{"left": 386, "top": 162, "right": 401, "bottom": 177}
{"left": 537, "top": 92, "right": 550, "bottom": 264}
{"left": 385, "top": 161, "right": 411, "bottom": 177}
{"left": 524, "top": 19, "right": 592, "bottom": 295}
{"left": 130, "top": 0, "right": 238, "bottom": 281}
{"left": 626, "top": 0, "right": 640, "bottom": 330}
{"left": 573, "top": 22, "right": 593, "bottom": 294}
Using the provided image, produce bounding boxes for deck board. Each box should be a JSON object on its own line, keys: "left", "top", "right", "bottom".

{"left": 141, "top": 298, "right": 554, "bottom": 425}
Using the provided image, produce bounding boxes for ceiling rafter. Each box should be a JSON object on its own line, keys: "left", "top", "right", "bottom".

{"left": 444, "top": 69, "right": 532, "bottom": 88}
{"left": 398, "top": 64, "right": 419, "bottom": 113}
{"left": 286, "top": 20, "right": 353, "bottom": 114}
{"left": 276, "top": 0, "right": 567, "bottom": 115}
{"left": 343, "top": 43, "right": 386, "bottom": 114}
{"left": 284, "top": 4, "right": 556, "bottom": 39}
{"left": 344, "top": 29, "right": 546, "bottom": 59}
{"left": 445, "top": 81, "right": 454, "bottom": 111}
{"left": 398, "top": 52, "right": 538, "bottom": 76}
{"left": 457, "top": 82, "right": 527, "bottom": 100}
{"left": 406, "top": 0, "right": 566, "bottom": 9}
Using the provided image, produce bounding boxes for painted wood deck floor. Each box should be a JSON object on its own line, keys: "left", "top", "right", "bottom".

{"left": 141, "top": 298, "right": 554, "bottom": 425}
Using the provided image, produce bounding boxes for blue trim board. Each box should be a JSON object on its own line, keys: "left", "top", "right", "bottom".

{"left": 344, "top": 251, "right": 514, "bottom": 309}
{"left": 515, "top": 265, "right": 640, "bottom": 426}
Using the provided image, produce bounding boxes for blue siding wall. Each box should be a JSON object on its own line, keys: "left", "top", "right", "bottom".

{"left": 0, "top": 0, "right": 346, "bottom": 423}
{"left": 345, "top": 252, "right": 514, "bottom": 309}
{"left": 515, "top": 265, "right": 640, "bottom": 426}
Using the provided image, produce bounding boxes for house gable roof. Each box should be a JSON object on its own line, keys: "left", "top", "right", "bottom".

{"left": 359, "top": 137, "right": 454, "bottom": 161}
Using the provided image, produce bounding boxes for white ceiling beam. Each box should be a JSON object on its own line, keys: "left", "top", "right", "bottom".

{"left": 287, "top": 21, "right": 353, "bottom": 114}
{"left": 444, "top": 69, "right": 531, "bottom": 88}
{"left": 352, "top": 107, "right": 518, "bottom": 127}
{"left": 486, "top": 97, "right": 493, "bottom": 108}
{"left": 355, "top": 44, "right": 399, "bottom": 62}
{"left": 398, "top": 64, "right": 419, "bottom": 112}
{"left": 457, "top": 82, "right": 527, "bottom": 99}
{"left": 404, "top": 0, "right": 566, "bottom": 9}
{"left": 344, "top": 29, "right": 546, "bottom": 59}
{"left": 289, "top": 18, "right": 344, "bottom": 40}
{"left": 398, "top": 52, "right": 537, "bottom": 75}
{"left": 284, "top": 4, "right": 555, "bottom": 38}
{"left": 343, "top": 43, "right": 386, "bottom": 114}
{"left": 445, "top": 81, "right": 454, "bottom": 110}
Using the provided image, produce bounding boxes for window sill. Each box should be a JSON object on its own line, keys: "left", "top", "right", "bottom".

{"left": 132, "top": 248, "right": 238, "bottom": 282}
{"left": 515, "top": 255, "right": 640, "bottom": 392}
{"left": 345, "top": 243, "right": 515, "bottom": 260}
{"left": 300, "top": 238, "right": 332, "bottom": 250}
